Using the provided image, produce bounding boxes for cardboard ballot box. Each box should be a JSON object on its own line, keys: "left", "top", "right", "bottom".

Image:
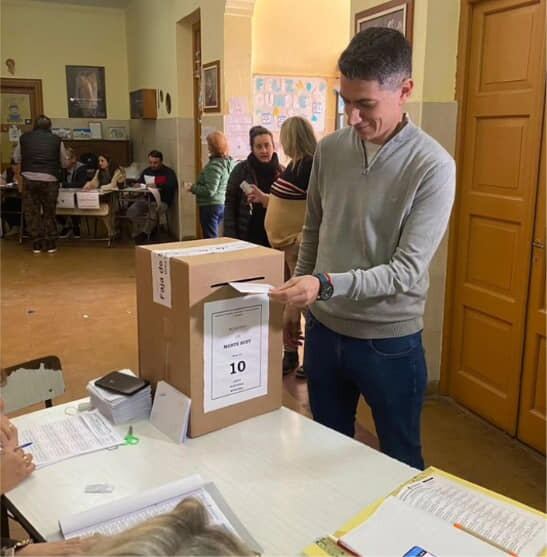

{"left": 135, "top": 238, "right": 284, "bottom": 437}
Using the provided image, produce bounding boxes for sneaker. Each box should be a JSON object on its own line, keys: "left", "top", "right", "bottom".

{"left": 32, "top": 240, "right": 42, "bottom": 254}
{"left": 134, "top": 232, "right": 148, "bottom": 245}
{"left": 73, "top": 225, "right": 81, "bottom": 239}
{"left": 46, "top": 239, "right": 57, "bottom": 253}
{"left": 59, "top": 227, "right": 72, "bottom": 239}
{"left": 282, "top": 351, "right": 299, "bottom": 375}
{"left": 295, "top": 366, "right": 307, "bottom": 380}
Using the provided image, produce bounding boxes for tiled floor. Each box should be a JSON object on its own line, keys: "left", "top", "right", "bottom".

{"left": 2, "top": 239, "right": 545, "bottom": 514}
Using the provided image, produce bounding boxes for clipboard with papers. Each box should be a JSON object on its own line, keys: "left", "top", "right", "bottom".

{"left": 304, "top": 467, "right": 547, "bottom": 557}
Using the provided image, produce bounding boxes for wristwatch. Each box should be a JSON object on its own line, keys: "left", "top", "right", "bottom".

{"left": 314, "top": 272, "right": 334, "bottom": 301}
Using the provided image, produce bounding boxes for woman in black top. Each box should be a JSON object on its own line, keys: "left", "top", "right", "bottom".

{"left": 223, "top": 126, "right": 283, "bottom": 247}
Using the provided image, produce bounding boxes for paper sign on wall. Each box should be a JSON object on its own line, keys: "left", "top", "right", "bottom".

{"left": 151, "top": 241, "right": 255, "bottom": 308}
{"left": 203, "top": 295, "right": 269, "bottom": 413}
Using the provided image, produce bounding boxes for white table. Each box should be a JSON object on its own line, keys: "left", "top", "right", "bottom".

{"left": 7, "top": 402, "right": 417, "bottom": 555}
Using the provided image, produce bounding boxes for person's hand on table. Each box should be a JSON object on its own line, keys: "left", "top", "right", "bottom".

{"left": 1, "top": 449, "right": 35, "bottom": 493}
{"left": 269, "top": 275, "right": 320, "bottom": 309}
{"left": 0, "top": 399, "right": 18, "bottom": 451}
{"left": 246, "top": 185, "right": 269, "bottom": 207}
{"left": 18, "top": 538, "right": 91, "bottom": 556}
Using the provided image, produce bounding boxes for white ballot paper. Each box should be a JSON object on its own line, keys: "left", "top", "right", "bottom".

{"left": 18, "top": 410, "right": 124, "bottom": 468}
{"left": 203, "top": 295, "right": 269, "bottom": 413}
{"left": 228, "top": 282, "right": 272, "bottom": 294}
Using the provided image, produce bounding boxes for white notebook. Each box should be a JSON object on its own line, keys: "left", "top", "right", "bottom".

{"left": 149, "top": 380, "right": 191, "bottom": 443}
{"left": 59, "top": 475, "right": 261, "bottom": 554}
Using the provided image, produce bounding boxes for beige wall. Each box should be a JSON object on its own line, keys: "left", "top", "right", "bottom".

{"left": 252, "top": 0, "right": 351, "bottom": 138}
{"left": 1, "top": 0, "right": 130, "bottom": 120}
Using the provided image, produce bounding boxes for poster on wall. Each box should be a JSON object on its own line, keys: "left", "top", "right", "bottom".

{"left": 253, "top": 75, "right": 327, "bottom": 134}
{"left": 66, "top": 65, "right": 107, "bottom": 118}
{"left": 1, "top": 93, "right": 31, "bottom": 125}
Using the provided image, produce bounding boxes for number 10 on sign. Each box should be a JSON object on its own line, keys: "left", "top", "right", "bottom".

{"left": 203, "top": 295, "right": 269, "bottom": 413}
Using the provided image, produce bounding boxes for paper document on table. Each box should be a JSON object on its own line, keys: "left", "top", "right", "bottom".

{"left": 18, "top": 410, "right": 124, "bottom": 468}
{"left": 146, "top": 186, "right": 162, "bottom": 206}
{"left": 203, "top": 295, "right": 269, "bottom": 413}
{"left": 59, "top": 476, "right": 262, "bottom": 554}
{"left": 228, "top": 282, "right": 272, "bottom": 294}
{"left": 396, "top": 474, "right": 546, "bottom": 557}
{"left": 340, "top": 496, "right": 505, "bottom": 557}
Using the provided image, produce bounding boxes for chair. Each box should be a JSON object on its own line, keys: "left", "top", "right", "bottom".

{"left": 1, "top": 356, "right": 65, "bottom": 541}
{"left": 2, "top": 356, "right": 65, "bottom": 414}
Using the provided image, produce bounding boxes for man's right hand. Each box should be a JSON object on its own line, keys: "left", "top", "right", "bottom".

{"left": 283, "top": 305, "right": 303, "bottom": 349}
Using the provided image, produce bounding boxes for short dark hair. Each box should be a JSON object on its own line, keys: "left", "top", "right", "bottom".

{"left": 34, "top": 114, "right": 52, "bottom": 131}
{"left": 148, "top": 150, "right": 163, "bottom": 160}
{"left": 338, "top": 27, "right": 412, "bottom": 88}
{"left": 249, "top": 125, "right": 274, "bottom": 149}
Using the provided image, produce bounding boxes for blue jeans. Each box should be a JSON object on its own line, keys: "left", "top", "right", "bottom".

{"left": 304, "top": 312, "right": 427, "bottom": 469}
{"left": 199, "top": 205, "right": 224, "bottom": 239}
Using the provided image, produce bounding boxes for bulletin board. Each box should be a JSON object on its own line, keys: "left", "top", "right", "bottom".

{"left": 253, "top": 75, "right": 327, "bottom": 133}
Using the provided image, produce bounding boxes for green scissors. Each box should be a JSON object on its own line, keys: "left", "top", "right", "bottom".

{"left": 124, "top": 425, "right": 139, "bottom": 445}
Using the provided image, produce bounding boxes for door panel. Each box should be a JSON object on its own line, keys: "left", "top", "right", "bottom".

{"left": 447, "top": 0, "right": 545, "bottom": 432}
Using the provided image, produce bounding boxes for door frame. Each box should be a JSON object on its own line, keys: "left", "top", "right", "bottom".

{"left": 439, "top": 0, "right": 475, "bottom": 394}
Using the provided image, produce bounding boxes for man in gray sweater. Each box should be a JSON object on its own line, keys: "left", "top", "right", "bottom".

{"left": 270, "top": 28, "right": 455, "bottom": 469}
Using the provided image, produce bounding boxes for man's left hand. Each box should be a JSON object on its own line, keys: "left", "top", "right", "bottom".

{"left": 269, "top": 276, "right": 320, "bottom": 308}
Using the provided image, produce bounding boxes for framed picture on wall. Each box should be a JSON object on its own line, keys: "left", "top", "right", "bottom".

{"left": 66, "top": 65, "right": 107, "bottom": 118}
{"left": 203, "top": 60, "right": 221, "bottom": 113}
{"left": 354, "top": 0, "right": 414, "bottom": 45}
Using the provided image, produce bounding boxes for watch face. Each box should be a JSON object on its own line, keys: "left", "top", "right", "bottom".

{"left": 321, "top": 283, "right": 334, "bottom": 300}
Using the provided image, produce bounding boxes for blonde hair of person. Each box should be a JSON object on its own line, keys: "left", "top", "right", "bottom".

{"left": 207, "top": 131, "right": 230, "bottom": 158}
{"left": 85, "top": 498, "right": 253, "bottom": 556}
{"left": 279, "top": 116, "right": 317, "bottom": 169}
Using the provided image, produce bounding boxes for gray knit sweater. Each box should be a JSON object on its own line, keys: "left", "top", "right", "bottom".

{"left": 295, "top": 117, "right": 455, "bottom": 339}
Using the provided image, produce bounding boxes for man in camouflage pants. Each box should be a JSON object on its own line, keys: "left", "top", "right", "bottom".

{"left": 13, "top": 115, "right": 67, "bottom": 253}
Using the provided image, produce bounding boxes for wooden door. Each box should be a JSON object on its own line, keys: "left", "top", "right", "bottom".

{"left": 444, "top": 0, "right": 546, "bottom": 433}
{"left": 517, "top": 118, "right": 546, "bottom": 453}
{"left": 0, "top": 78, "right": 43, "bottom": 168}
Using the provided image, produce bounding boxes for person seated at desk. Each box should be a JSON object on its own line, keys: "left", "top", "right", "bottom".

{"left": 127, "top": 150, "right": 177, "bottom": 245}
{"left": 0, "top": 158, "right": 22, "bottom": 238}
{"left": 0, "top": 399, "right": 87, "bottom": 556}
{"left": 58, "top": 148, "right": 88, "bottom": 239}
{"left": 85, "top": 498, "right": 252, "bottom": 556}
{"left": 83, "top": 154, "right": 125, "bottom": 191}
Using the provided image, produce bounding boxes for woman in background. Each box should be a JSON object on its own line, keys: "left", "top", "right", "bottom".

{"left": 264, "top": 116, "right": 317, "bottom": 378}
{"left": 189, "top": 131, "right": 235, "bottom": 238}
{"left": 83, "top": 154, "right": 125, "bottom": 191}
{"left": 223, "top": 126, "right": 283, "bottom": 247}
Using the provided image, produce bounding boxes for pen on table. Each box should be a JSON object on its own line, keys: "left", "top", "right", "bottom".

{"left": 14, "top": 442, "right": 33, "bottom": 451}
{"left": 454, "top": 523, "right": 518, "bottom": 556}
{"left": 327, "top": 535, "right": 360, "bottom": 556}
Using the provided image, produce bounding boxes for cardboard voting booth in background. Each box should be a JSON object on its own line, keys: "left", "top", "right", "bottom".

{"left": 135, "top": 238, "right": 284, "bottom": 437}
